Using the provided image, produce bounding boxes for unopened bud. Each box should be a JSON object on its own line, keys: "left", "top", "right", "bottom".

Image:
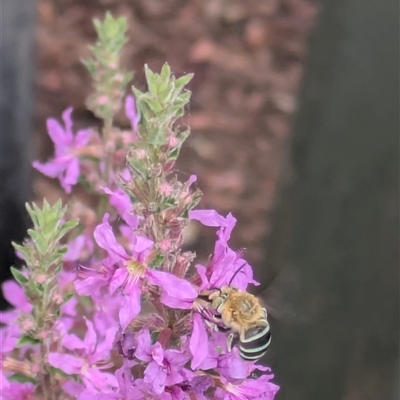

{"left": 168, "top": 136, "right": 179, "bottom": 148}
{"left": 158, "top": 239, "right": 172, "bottom": 253}
{"left": 159, "top": 183, "right": 174, "bottom": 196}
{"left": 97, "top": 95, "right": 108, "bottom": 105}
{"left": 133, "top": 149, "right": 146, "bottom": 160}
{"left": 18, "top": 315, "right": 36, "bottom": 334}
{"left": 35, "top": 273, "right": 47, "bottom": 284}
{"left": 52, "top": 293, "right": 63, "bottom": 305}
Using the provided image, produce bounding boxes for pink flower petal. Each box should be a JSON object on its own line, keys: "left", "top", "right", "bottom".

{"left": 189, "top": 209, "right": 228, "bottom": 227}
{"left": 125, "top": 95, "right": 140, "bottom": 138}
{"left": 188, "top": 175, "right": 197, "bottom": 186}
{"left": 1, "top": 280, "right": 30, "bottom": 310}
{"left": 109, "top": 268, "right": 128, "bottom": 295}
{"left": 75, "top": 276, "right": 100, "bottom": 296}
{"left": 190, "top": 314, "right": 209, "bottom": 369}
{"left": 64, "top": 235, "right": 85, "bottom": 262}
{"left": 146, "top": 270, "right": 197, "bottom": 309}
{"left": 218, "top": 349, "right": 248, "bottom": 380}
{"left": 133, "top": 236, "right": 154, "bottom": 257}
{"left": 74, "top": 128, "right": 92, "bottom": 147}
{"left": 62, "top": 158, "right": 80, "bottom": 189}
{"left": 94, "top": 326, "right": 118, "bottom": 359}
{"left": 119, "top": 285, "right": 141, "bottom": 330}
{"left": 123, "top": 211, "right": 139, "bottom": 229}
{"left": 195, "top": 264, "right": 209, "bottom": 291}
{"left": 61, "top": 107, "right": 74, "bottom": 142}
{"left": 83, "top": 318, "right": 97, "bottom": 353}
{"left": 101, "top": 187, "right": 131, "bottom": 217}
{"left": 217, "top": 212, "right": 237, "bottom": 241}
{"left": 48, "top": 353, "right": 83, "bottom": 375}
{"left": 144, "top": 362, "right": 166, "bottom": 395}
{"left": 94, "top": 214, "right": 129, "bottom": 262}
{"left": 62, "top": 333, "right": 85, "bottom": 351}
{"left": 32, "top": 160, "right": 65, "bottom": 178}
{"left": 83, "top": 368, "right": 118, "bottom": 392}
{"left": 46, "top": 117, "right": 69, "bottom": 145}
{"left": 135, "top": 329, "right": 152, "bottom": 362}
{"left": 151, "top": 342, "right": 164, "bottom": 366}
{"left": 239, "top": 374, "right": 280, "bottom": 398}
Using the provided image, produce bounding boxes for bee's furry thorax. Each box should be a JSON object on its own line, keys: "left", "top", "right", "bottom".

{"left": 216, "top": 287, "right": 266, "bottom": 333}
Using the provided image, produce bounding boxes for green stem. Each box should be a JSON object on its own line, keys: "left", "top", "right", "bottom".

{"left": 39, "top": 342, "right": 55, "bottom": 400}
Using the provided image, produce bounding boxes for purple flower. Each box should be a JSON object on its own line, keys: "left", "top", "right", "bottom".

{"left": 101, "top": 186, "right": 132, "bottom": 218}
{"left": 33, "top": 107, "right": 92, "bottom": 193}
{"left": 135, "top": 329, "right": 190, "bottom": 395}
{"left": 0, "top": 280, "right": 32, "bottom": 324}
{"left": 73, "top": 360, "right": 139, "bottom": 400}
{"left": 146, "top": 271, "right": 198, "bottom": 310}
{"left": 125, "top": 95, "right": 140, "bottom": 139}
{"left": 189, "top": 375, "right": 214, "bottom": 398}
{"left": 215, "top": 374, "right": 280, "bottom": 400}
{"left": 93, "top": 213, "right": 197, "bottom": 329}
{"left": 93, "top": 214, "right": 152, "bottom": 329}
{"left": 190, "top": 210, "right": 258, "bottom": 290}
{"left": 0, "top": 327, "right": 19, "bottom": 390}
{"left": 217, "top": 348, "right": 248, "bottom": 381}
{"left": 75, "top": 260, "right": 117, "bottom": 301}
{"left": 113, "top": 328, "right": 136, "bottom": 360}
{"left": 48, "top": 318, "right": 117, "bottom": 392}
{"left": 0, "top": 382, "right": 36, "bottom": 400}
{"left": 64, "top": 234, "right": 94, "bottom": 262}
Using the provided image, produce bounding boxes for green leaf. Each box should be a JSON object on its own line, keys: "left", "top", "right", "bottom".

{"left": 44, "top": 217, "right": 61, "bottom": 238}
{"left": 58, "top": 219, "right": 79, "bottom": 240}
{"left": 160, "top": 63, "right": 171, "bottom": 80}
{"left": 150, "top": 254, "right": 165, "bottom": 269}
{"left": 8, "top": 373, "right": 38, "bottom": 384}
{"left": 163, "top": 197, "right": 178, "bottom": 207}
{"left": 17, "top": 335, "right": 40, "bottom": 347}
{"left": 27, "top": 229, "right": 47, "bottom": 255}
{"left": 49, "top": 366, "right": 70, "bottom": 378}
{"left": 168, "top": 147, "right": 180, "bottom": 161}
{"left": 25, "top": 203, "right": 38, "bottom": 227}
{"left": 12, "top": 243, "right": 29, "bottom": 261}
{"left": 175, "top": 73, "right": 193, "bottom": 89}
{"left": 63, "top": 292, "right": 75, "bottom": 303}
{"left": 145, "top": 97, "right": 163, "bottom": 114}
{"left": 79, "top": 295, "right": 93, "bottom": 309}
{"left": 144, "top": 65, "right": 158, "bottom": 95}
{"left": 11, "top": 267, "right": 28, "bottom": 286}
{"left": 40, "top": 253, "right": 63, "bottom": 271}
{"left": 51, "top": 262, "right": 64, "bottom": 276}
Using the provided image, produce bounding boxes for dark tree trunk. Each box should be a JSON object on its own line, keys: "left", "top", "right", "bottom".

{"left": 0, "top": 0, "right": 35, "bottom": 308}
{"left": 261, "top": 0, "right": 399, "bottom": 399}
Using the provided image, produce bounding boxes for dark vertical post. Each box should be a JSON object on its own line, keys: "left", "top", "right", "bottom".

{"left": 263, "top": 0, "right": 399, "bottom": 399}
{"left": 0, "top": 0, "right": 35, "bottom": 308}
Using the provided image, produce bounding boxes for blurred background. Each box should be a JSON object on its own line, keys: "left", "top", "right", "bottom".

{"left": 1, "top": 0, "right": 398, "bottom": 399}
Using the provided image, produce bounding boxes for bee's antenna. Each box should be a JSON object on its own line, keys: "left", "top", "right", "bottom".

{"left": 228, "top": 262, "right": 247, "bottom": 286}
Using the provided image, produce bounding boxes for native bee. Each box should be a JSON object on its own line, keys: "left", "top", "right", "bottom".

{"left": 199, "top": 265, "right": 271, "bottom": 361}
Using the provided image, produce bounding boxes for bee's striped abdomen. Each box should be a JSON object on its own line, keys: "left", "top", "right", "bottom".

{"left": 238, "top": 309, "right": 271, "bottom": 361}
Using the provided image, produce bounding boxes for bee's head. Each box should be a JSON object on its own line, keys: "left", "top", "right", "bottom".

{"left": 219, "top": 286, "right": 238, "bottom": 298}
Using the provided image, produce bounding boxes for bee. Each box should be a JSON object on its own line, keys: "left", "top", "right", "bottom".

{"left": 199, "top": 264, "right": 271, "bottom": 361}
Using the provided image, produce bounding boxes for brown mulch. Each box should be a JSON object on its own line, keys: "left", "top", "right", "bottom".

{"left": 34, "top": 0, "right": 318, "bottom": 273}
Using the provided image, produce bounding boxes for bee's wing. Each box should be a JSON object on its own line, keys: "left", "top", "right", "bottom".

{"left": 258, "top": 286, "right": 303, "bottom": 322}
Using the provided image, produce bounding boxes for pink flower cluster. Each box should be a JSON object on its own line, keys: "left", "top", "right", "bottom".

{"left": 1, "top": 95, "right": 279, "bottom": 399}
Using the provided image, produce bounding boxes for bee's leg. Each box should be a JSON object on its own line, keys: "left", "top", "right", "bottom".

{"left": 227, "top": 332, "right": 235, "bottom": 352}
{"left": 204, "top": 319, "right": 219, "bottom": 332}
